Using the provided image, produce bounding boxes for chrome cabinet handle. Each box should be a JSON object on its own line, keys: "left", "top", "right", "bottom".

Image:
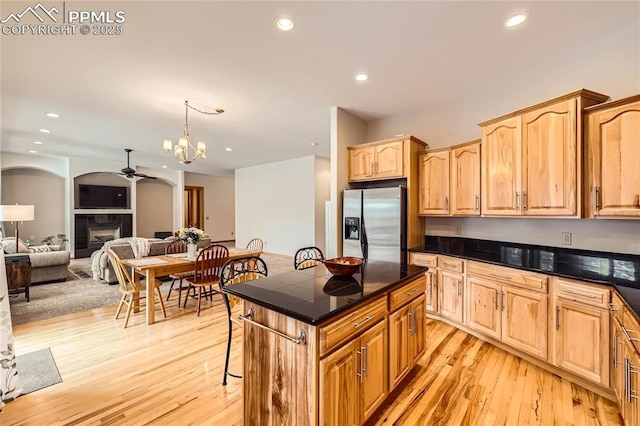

{"left": 522, "top": 191, "right": 527, "bottom": 211}
{"left": 409, "top": 310, "right": 415, "bottom": 334}
{"left": 239, "top": 309, "right": 306, "bottom": 345}
{"left": 608, "top": 302, "right": 619, "bottom": 312}
{"left": 562, "top": 289, "right": 597, "bottom": 299}
{"left": 363, "top": 345, "right": 368, "bottom": 377}
{"left": 614, "top": 335, "right": 622, "bottom": 368}
{"left": 494, "top": 289, "right": 499, "bottom": 310}
{"left": 456, "top": 280, "right": 461, "bottom": 297}
{"left": 474, "top": 195, "right": 479, "bottom": 211}
{"left": 594, "top": 187, "right": 600, "bottom": 212}
{"left": 407, "top": 288, "right": 420, "bottom": 297}
{"left": 626, "top": 359, "right": 639, "bottom": 403}
{"left": 515, "top": 192, "right": 519, "bottom": 210}
{"left": 622, "top": 326, "right": 640, "bottom": 342}
{"left": 354, "top": 315, "right": 374, "bottom": 329}
{"left": 501, "top": 292, "right": 505, "bottom": 312}
{"left": 556, "top": 306, "right": 560, "bottom": 330}
{"left": 356, "top": 349, "right": 363, "bottom": 383}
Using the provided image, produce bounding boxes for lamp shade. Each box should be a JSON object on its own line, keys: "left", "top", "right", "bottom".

{"left": 0, "top": 205, "right": 35, "bottom": 222}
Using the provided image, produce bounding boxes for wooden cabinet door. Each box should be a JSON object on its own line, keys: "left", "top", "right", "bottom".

{"left": 451, "top": 141, "right": 481, "bottom": 215}
{"left": 613, "top": 319, "right": 625, "bottom": 406}
{"left": 502, "top": 286, "right": 547, "bottom": 360}
{"left": 481, "top": 116, "right": 522, "bottom": 216}
{"left": 425, "top": 270, "right": 438, "bottom": 313}
{"left": 388, "top": 304, "right": 411, "bottom": 389}
{"left": 522, "top": 99, "right": 578, "bottom": 216}
{"left": 319, "top": 339, "right": 359, "bottom": 426}
{"left": 591, "top": 100, "right": 640, "bottom": 217}
{"left": 553, "top": 299, "right": 610, "bottom": 385}
{"left": 348, "top": 147, "right": 374, "bottom": 181}
{"left": 438, "top": 270, "right": 464, "bottom": 324}
{"left": 374, "top": 141, "right": 404, "bottom": 178}
{"left": 466, "top": 276, "right": 501, "bottom": 340}
{"left": 360, "top": 320, "right": 388, "bottom": 422}
{"left": 418, "top": 149, "right": 450, "bottom": 215}
{"left": 409, "top": 295, "right": 426, "bottom": 365}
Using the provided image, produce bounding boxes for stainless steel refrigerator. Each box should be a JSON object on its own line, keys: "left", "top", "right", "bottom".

{"left": 342, "top": 186, "right": 406, "bottom": 263}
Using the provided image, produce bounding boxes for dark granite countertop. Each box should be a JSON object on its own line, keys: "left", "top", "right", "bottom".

{"left": 411, "top": 236, "right": 640, "bottom": 319}
{"left": 223, "top": 260, "right": 426, "bottom": 325}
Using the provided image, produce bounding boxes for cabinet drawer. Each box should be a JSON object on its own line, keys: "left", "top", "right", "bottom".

{"left": 554, "top": 278, "right": 610, "bottom": 309}
{"left": 319, "top": 296, "right": 387, "bottom": 356}
{"left": 389, "top": 277, "right": 427, "bottom": 312}
{"left": 439, "top": 256, "right": 464, "bottom": 273}
{"left": 609, "top": 290, "right": 625, "bottom": 324}
{"left": 467, "top": 261, "right": 548, "bottom": 293}
{"left": 622, "top": 309, "right": 640, "bottom": 355}
{"left": 409, "top": 252, "right": 437, "bottom": 268}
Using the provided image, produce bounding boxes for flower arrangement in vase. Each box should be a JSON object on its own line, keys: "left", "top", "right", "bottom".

{"left": 175, "top": 226, "right": 204, "bottom": 245}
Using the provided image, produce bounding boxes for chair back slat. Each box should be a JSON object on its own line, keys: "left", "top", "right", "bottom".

{"left": 166, "top": 240, "right": 188, "bottom": 254}
{"left": 246, "top": 238, "right": 264, "bottom": 253}
{"left": 107, "top": 249, "right": 137, "bottom": 293}
{"left": 220, "top": 256, "right": 268, "bottom": 308}
{"left": 193, "top": 244, "right": 229, "bottom": 285}
{"left": 294, "top": 246, "right": 325, "bottom": 270}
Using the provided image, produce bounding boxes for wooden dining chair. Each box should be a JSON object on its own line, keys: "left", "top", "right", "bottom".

{"left": 182, "top": 244, "right": 229, "bottom": 316}
{"left": 219, "top": 255, "right": 268, "bottom": 385}
{"left": 108, "top": 248, "right": 167, "bottom": 328}
{"left": 245, "top": 237, "right": 264, "bottom": 253}
{"left": 165, "top": 239, "right": 192, "bottom": 306}
{"left": 294, "top": 246, "right": 325, "bottom": 270}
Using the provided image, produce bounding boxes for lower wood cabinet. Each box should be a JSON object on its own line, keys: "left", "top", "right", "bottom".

{"left": 439, "top": 269, "right": 464, "bottom": 324}
{"left": 466, "top": 275, "right": 548, "bottom": 359}
{"left": 553, "top": 299, "right": 610, "bottom": 385}
{"left": 425, "top": 269, "right": 438, "bottom": 313}
{"left": 389, "top": 294, "right": 426, "bottom": 389}
{"left": 552, "top": 278, "right": 610, "bottom": 386}
{"left": 320, "top": 319, "right": 387, "bottom": 425}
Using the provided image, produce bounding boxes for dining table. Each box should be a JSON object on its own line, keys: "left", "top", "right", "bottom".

{"left": 122, "top": 246, "right": 262, "bottom": 325}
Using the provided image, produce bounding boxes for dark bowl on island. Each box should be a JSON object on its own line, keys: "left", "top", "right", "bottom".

{"left": 323, "top": 257, "right": 363, "bottom": 277}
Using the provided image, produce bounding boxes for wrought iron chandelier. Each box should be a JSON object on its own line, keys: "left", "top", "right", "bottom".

{"left": 162, "top": 100, "right": 224, "bottom": 164}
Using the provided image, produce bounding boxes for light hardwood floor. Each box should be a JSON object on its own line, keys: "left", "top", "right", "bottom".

{"left": 1, "top": 297, "right": 622, "bottom": 425}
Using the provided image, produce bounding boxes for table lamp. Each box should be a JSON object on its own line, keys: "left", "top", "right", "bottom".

{"left": 0, "top": 204, "right": 35, "bottom": 248}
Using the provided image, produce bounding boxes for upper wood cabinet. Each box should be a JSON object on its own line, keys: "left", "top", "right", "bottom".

{"left": 480, "top": 90, "right": 608, "bottom": 217}
{"left": 348, "top": 136, "right": 427, "bottom": 182}
{"left": 451, "top": 141, "right": 481, "bottom": 215}
{"left": 418, "top": 148, "right": 450, "bottom": 215}
{"left": 585, "top": 94, "right": 640, "bottom": 218}
{"left": 418, "top": 140, "right": 481, "bottom": 216}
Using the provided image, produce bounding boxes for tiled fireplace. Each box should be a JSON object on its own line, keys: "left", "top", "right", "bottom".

{"left": 74, "top": 214, "right": 132, "bottom": 258}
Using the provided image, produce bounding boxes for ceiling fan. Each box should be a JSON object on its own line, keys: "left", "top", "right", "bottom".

{"left": 118, "top": 148, "right": 157, "bottom": 179}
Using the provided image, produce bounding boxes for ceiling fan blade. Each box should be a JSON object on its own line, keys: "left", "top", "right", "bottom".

{"left": 134, "top": 173, "right": 157, "bottom": 179}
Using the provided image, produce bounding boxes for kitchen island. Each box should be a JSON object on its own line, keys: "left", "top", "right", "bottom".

{"left": 223, "top": 260, "right": 427, "bottom": 426}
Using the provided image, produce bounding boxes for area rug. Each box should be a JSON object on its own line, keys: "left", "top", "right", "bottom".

{"left": 15, "top": 348, "right": 62, "bottom": 394}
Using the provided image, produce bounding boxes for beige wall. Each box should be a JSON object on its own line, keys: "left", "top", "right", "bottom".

{"left": 135, "top": 178, "right": 173, "bottom": 238}
{"left": 1, "top": 168, "right": 65, "bottom": 245}
{"left": 330, "top": 107, "right": 367, "bottom": 258}
{"left": 184, "top": 172, "right": 235, "bottom": 242}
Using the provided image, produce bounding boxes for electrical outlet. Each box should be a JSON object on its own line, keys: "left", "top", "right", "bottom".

{"left": 562, "top": 232, "right": 572, "bottom": 245}
{"left": 454, "top": 225, "right": 462, "bottom": 236}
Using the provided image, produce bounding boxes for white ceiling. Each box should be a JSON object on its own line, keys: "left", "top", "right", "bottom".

{"left": 1, "top": 1, "right": 638, "bottom": 176}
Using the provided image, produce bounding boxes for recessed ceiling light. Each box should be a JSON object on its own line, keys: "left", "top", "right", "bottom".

{"left": 276, "top": 18, "right": 294, "bottom": 31}
{"left": 225, "top": 147, "right": 233, "bottom": 152}
{"left": 505, "top": 13, "right": 527, "bottom": 27}
{"left": 310, "top": 142, "right": 319, "bottom": 146}
{"left": 29, "top": 150, "right": 38, "bottom": 154}
{"left": 162, "top": 165, "right": 168, "bottom": 169}
{"left": 33, "top": 141, "right": 43, "bottom": 145}
{"left": 355, "top": 73, "right": 369, "bottom": 82}
{"left": 39, "top": 128, "right": 51, "bottom": 133}
{"left": 46, "top": 112, "right": 60, "bottom": 118}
